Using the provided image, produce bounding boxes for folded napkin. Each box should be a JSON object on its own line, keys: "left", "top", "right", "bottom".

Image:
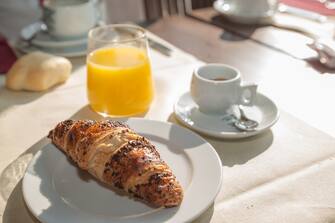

{"left": 0, "top": 34, "right": 17, "bottom": 74}
{"left": 281, "top": 0, "right": 335, "bottom": 16}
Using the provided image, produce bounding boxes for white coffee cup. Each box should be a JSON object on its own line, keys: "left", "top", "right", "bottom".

{"left": 190, "top": 64, "right": 257, "bottom": 115}
{"left": 214, "top": 0, "right": 279, "bottom": 24}
{"left": 42, "top": 0, "right": 99, "bottom": 39}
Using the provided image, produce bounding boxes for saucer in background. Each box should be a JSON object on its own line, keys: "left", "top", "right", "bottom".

{"left": 30, "top": 31, "right": 87, "bottom": 49}
{"left": 17, "top": 25, "right": 87, "bottom": 57}
{"left": 174, "top": 92, "right": 279, "bottom": 139}
{"left": 16, "top": 39, "right": 87, "bottom": 57}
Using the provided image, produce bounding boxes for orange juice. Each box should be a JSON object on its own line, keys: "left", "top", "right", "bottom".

{"left": 87, "top": 47, "right": 154, "bottom": 116}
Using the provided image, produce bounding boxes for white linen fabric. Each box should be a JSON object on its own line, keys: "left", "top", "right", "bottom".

{"left": 1, "top": 33, "right": 335, "bottom": 223}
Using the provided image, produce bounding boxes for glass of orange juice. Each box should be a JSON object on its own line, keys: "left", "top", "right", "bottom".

{"left": 87, "top": 24, "right": 154, "bottom": 117}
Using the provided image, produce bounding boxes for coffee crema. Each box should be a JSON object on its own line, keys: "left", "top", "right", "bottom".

{"left": 211, "top": 77, "right": 228, "bottom": 81}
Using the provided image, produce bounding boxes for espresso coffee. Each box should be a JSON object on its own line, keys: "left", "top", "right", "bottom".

{"left": 212, "top": 77, "right": 228, "bottom": 81}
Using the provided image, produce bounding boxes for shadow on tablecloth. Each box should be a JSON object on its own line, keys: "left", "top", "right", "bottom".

{"left": 0, "top": 137, "right": 48, "bottom": 223}
{"left": 70, "top": 105, "right": 148, "bottom": 120}
{"left": 0, "top": 86, "right": 46, "bottom": 114}
{"left": 2, "top": 180, "right": 40, "bottom": 223}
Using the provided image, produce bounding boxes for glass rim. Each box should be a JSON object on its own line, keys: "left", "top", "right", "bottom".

{"left": 88, "top": 24, "right": 147, "bottom": 44}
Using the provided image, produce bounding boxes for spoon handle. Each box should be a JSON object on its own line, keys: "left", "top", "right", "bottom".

{"left": 238, "top": 105, "right": 248, "bottom": 121}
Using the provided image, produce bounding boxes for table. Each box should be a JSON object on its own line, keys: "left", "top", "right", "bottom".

{"left": 1, "top": 11, "right": 335, "bottom": 223}
{"left": 189, "top": 7, "right": 335, "bottom": 59}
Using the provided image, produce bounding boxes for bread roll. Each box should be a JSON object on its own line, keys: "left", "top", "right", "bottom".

{"left": 5, "top": 51, "right": 71, "bottom": 91}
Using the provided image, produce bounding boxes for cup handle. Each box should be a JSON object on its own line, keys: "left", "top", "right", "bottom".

{"left": 239, "top": 83, "right": 258, "bottom": 106}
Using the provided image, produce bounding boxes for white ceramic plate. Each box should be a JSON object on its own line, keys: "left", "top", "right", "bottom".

{"left": 174, "top": 92, "right": 279, "bottom": 139}
{"left": 22, "top": 118, "right": 222, "bottom": 223}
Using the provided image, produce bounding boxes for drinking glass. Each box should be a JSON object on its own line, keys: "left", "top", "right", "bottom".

{"left": 87, "top": 24, "right": 154, "bottom": 117}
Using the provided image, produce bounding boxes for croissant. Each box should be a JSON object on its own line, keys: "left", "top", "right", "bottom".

{"left": 47, "top": 120, "right": 183, "bottom": 207}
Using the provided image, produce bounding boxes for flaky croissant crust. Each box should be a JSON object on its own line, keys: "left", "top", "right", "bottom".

{"left": 48, "top": 120, "right": 183, "bottom": 207}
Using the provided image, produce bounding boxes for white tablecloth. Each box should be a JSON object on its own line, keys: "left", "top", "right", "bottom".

{"left": 1, "top": 33, "right": 335, "bottom": 223}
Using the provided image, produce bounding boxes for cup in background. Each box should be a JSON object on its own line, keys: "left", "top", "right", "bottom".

{"left": 190, "top": 64, "right": 257, "bottom": 115}
{"left": 214, "top": 0, "right": 279, "bottom": 24}
{"left": 42, "top": 0, "right": 99, "bottom": 39}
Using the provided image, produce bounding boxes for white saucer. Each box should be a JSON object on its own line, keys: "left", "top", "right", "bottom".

{"left": 213, "top": 0, "right": 273, "bottom": 25}
{"left": 174, "top": 92, "right": 279, "bottom": 139}
{"left": 16, "top": 40, "right": 86, "bottom": 57}
{"left": 20, "top": 24, "right": 87, "bottom": 48}
{"left": 31, "top": 32, "right": 87, "bottom": 48}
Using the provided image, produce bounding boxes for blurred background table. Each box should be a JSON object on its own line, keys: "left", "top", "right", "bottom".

{"left": 146, "top": 12, "right": 335, "bottom": 138}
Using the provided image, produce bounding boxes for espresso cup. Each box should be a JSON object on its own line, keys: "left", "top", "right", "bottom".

{"left": 190, "top": 64, "right": 257, "bottom": 115}
{"left": 42, "top": 0, "right": 99, "bottom": 39}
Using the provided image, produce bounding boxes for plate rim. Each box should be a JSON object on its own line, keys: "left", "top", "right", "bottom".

{"left": 31, "top": 34, "right": 88, "bottom": 48}
{"left": 16, "top": 41, "right": 86, "bottom": 58}
{"left": 22, "top": 118, "right": 223, "bottom": 223}
{"left": 174, "top": 92, "right": 280, "bottom": 139}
